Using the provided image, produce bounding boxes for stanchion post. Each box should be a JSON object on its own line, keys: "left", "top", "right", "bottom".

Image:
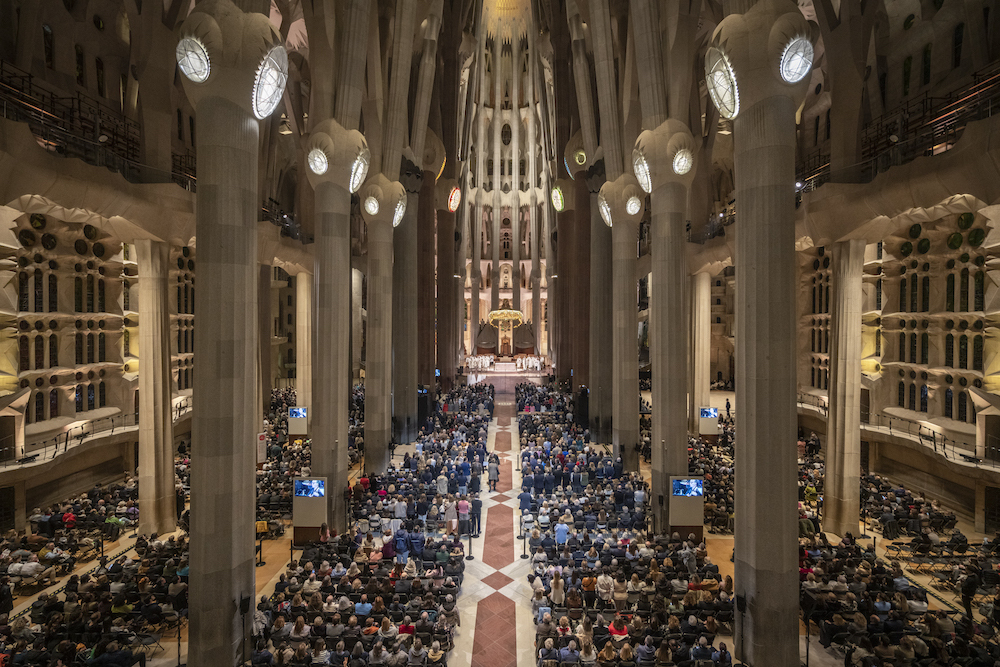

{"left": 521, "top": 528, "right": 529, "bottom": 559}
{"left": 466, "top": 531, "right": 474, "bottom": 560}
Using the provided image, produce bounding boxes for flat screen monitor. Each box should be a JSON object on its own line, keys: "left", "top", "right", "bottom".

{"left": 289, "top": 407, "right": 307, "bottom": 419}
{"left": 294, "top": 479, "right": 325, "bottom": 498}
{"left": 700, "top": 407, "right": 718, "bottom": 418}
{"left": 672, "top": 478, "right": 704, "bottom": 497}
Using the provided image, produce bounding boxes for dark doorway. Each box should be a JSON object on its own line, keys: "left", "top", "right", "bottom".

{"left": 860, "top": 389, "right": 870, "bottom": 424}
{"left": 0, "top": 487, "right": 13, "bottom": 532}
{"left": 0, "top": 416, "right": 16, "bottom": 462}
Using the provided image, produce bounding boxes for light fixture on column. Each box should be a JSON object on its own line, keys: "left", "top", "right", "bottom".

{"left": 705, "top": 47, "right": 740, "bottom": 120}
{"left": 252, "top": 46, "right": 288, "bottom": 119}
{"left": 633, "top": 150, "right": 652, "bottom": 194}
{"left": 447, "top": 185, "right": 462, "bottom": 212}
{"left": 176, "top": 37, "right": 211, "bottom": 82}
{"left": 572, "top": 148, "right": 587, "bottom": 167}
{"left": 625, "top": 196, "right": 642, "bottom": 216}
{"left": 349, "top": 148, "right": 370, "bottom": 193}
{"left": 307, "top": 148, "right": 328, "bottom": 175}
{"left": 304, "top": 119, "right": 370, "bottom": 192}
{"left": 364, "top": 196, "right": 380, "bottom": 216}
{"left": 779, "top": 36, "right": 814, "bottom": 83}
{"left": 392, "top": 195, "right": 406, "bottom": 227}
{"left": 551, "top": 185, "right": 565, "bottom": 212}
{"left": 672, "top": 149, "right": 694, "bottom": 176}
{"left": 598, "top": 175, "right": 645, "bottom": 230}
{"left": 598, "top": 192, "right": 612, "bottom": 227}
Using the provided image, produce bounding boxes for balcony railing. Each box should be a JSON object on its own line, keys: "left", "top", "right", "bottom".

{"left": 795, "top": 391, "right": 1000, "bottom": 469}
{"left": 0, "top": 60, "right": 195, "bottom": 191}
{"left": 0, "top": 397, "right": 192, "bottom": 470}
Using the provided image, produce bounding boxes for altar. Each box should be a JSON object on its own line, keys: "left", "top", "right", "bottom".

{"left": 494, "top": 361, "right": 516, "bottom": 372}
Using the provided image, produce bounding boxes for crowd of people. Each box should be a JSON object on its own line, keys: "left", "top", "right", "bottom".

{"left": 251, "top": 383, "right": 502, "bottom": 667}
{"left": 518, "top": 384, "right": 736, "bottom": 667}
{"left": 1, "top": 533, "right": 190, "bottom": 667}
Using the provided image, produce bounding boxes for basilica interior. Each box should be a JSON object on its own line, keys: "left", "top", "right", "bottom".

{"left": 2, "top": 0, "right": 1000, "bottom": 666}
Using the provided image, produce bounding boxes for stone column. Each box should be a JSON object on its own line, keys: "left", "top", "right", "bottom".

{"left": 416, "top": 168, "right": 437, "bottom": 390}
{"left": 589, "top": 166, "right": 611, "bottom": 443}
{"left": 295, "top": 272, "right": 312, "bottom": 418}
{"left": 825, "top": 239, "right": 865, "bottom": 537}
{"left": 305, "top": 121, "right": 369, "bottom": 531}
{"left": 135, "top": 239, "right": 175, "bottom": 537}
{"left": 351, "top": 268, "right": 363, "bottom": 382}
{"left": 601, "top": 175, "right": 644, "bottom": 469}
{"left": 392, "top": 163, "right": 421, "bottom": 443}
{"left": 541, "top": 176, "right": 554, "bottom": 360}
{"left": 361, "top": 175, "right": 406, "bottom": 471}
{"left": 572, "top": 172, "right": 591, "bottom": 391}
{"left": 176, "top": 4, "right": 285, "bottom": 664}
{"left": 552, "top": 180, "right": 575, "bottom": 382}
{"left": 470, "top": 195, "right": 482, "bottom": 354}
{"left": 437, "top": 181, "right": 458, "bottom": 390}
{"left": 710, "top": 5, "right": 814, "bottom": 664}
{"left": 651, "top": 191, "right": 689, "bottom": 531}
{"left": 258, "top": 264, "right": 272, "bottom": 425}
{"left": 634, "top": 121, "right": 697, "bottom": 530}
{"left": 690, "top": 271, "right": 712, "bottom": 432}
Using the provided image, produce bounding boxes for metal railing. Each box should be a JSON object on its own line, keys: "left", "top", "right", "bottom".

{"left": 794, "top": 391, "right": 1000, "bottom": 469}
{"left": 0, "top": 397, "right": 192, "bottom": 470}
{"left": 794, "top": 60, "right": 1000, "bottom": 191}
{"left": 0, "top": 60, "right": 196, "bottom": 191}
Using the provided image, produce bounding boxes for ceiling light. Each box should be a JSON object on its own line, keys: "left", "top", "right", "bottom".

{"left": 176, "top": 36, "right": 210, "bottom": 83}
{"left": 364, "top": 196, "right": 379, "bottom": 216}
{"left": 252, "top": 46, "right": 288, "bottom": 120}
{"left": 307, "top": 148, "right": 328, "bottom": 176}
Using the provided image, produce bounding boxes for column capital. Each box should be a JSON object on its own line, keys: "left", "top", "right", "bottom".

{"left": 175, "top": 0, "right": 287, "bottom": 117}
{"left": 707, "top": 0, "right": 816, "bottom": 116}
{"left": 359, "top": 174, "right": 407, "bottom": 228}
{"left": 598, "top": 174, "right": 645, "bottom": 229}
{"left": 632, "top": 120, "right": 698, "bottom": 193}
{"left": 400, "top": 156, "right": 423, "bottom": 194}
{"left": 304, "top": 119, "right": 370, "bottom": 193}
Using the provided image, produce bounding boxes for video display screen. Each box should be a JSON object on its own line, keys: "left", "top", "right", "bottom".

{"left": 294, "top": 479, "right": 325, "bottom": 498}
{"left": 672, "top": 479, "right": 704, "bottom": 497}
{"left": 700, "top": 407, "right": 718, "bottom": 418}
{"left": 289, "top": 407, "right": 307, "bottom": 419}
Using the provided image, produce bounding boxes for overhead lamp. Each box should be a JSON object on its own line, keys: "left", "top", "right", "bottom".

{"left": 252, "top": 46, "right": 288, "bottom": 120}
{"left": 573, "top": 148, "right": 587, "bottom": 166}
{"left": 364, "top": 196, "right": 379, "bottom": 216}
{"left": 278, "top": 114, "right": 293, "bottom": 135}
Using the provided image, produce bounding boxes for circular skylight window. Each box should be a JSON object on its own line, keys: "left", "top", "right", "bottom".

{"left": 176, "top": 36, "right": 210, "bottom": 83}
{"left": 780, "top": 37, "right": 814, "bottom": 84}
{"left": 705, "top": 47, "right": 739, "bottom": 120}
{"left": 349, "top": 148, "right": 370, "bottom": 193}
{"left": 672, "top": 149, "right": 693, "bottom": 175}
{"left": 633, "top": 150, "right": 652, "bottom": 193}
{"left": 252, "top": 46, "right": 288, "bottom": 120}
{"left": 573, "top": 148, "right": 587, "bottom": 166}
{"left": 307, "top": 148, "right": 328, "bottom": 176}
{"left": 364, "top": 196, "right": 379, "bottom": 216}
